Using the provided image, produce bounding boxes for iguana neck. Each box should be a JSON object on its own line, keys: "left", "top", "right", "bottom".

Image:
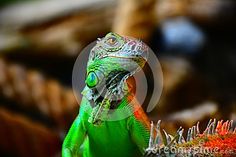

{"left": 87, "top": 83, "right": 134, "bottom": 125}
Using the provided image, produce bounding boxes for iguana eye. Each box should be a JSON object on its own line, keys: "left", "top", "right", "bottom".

{"left": 101, "top": 33, "right": 124, "bottom": 52}
{"left": 86, "top": 72, "right": 99, "bottom": 88}
{"left": 106, "top": 36, "right": 117, "bottom": 46}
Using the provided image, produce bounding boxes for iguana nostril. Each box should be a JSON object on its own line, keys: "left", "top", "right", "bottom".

{"left": 86, "top": 72, "right": 98, "bottom": 88}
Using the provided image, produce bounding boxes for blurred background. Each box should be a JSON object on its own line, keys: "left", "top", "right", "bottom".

{"left": 0, "top": 0, "right": 236, "bottom": 156}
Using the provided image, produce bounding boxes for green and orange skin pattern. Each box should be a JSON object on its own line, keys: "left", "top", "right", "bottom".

{"left": 62, "top": 33, "right": 150, "bottom": 157}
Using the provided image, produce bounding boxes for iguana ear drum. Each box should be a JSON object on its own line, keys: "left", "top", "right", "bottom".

{"left": 85, "top": 70, "right": 105, "bottom": 88}
{"left": 86, "top": 72, "right": 99, "bottom": 88}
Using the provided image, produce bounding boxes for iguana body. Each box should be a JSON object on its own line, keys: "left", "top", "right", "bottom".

{"left": 62, "top": 33, "right": 150, "bottom": 157}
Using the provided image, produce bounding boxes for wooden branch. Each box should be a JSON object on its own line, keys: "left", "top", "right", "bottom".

{"left": 0, "top": 58, "right": 79, "bottom": 128}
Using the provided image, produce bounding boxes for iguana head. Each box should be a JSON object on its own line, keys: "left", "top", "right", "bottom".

{"left": 82, "top": 32, "right": 148, "bottom": 125}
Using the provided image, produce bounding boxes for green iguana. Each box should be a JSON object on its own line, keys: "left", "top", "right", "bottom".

{"left": 62, "top": 32, "right": 151, "bottom": 157}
